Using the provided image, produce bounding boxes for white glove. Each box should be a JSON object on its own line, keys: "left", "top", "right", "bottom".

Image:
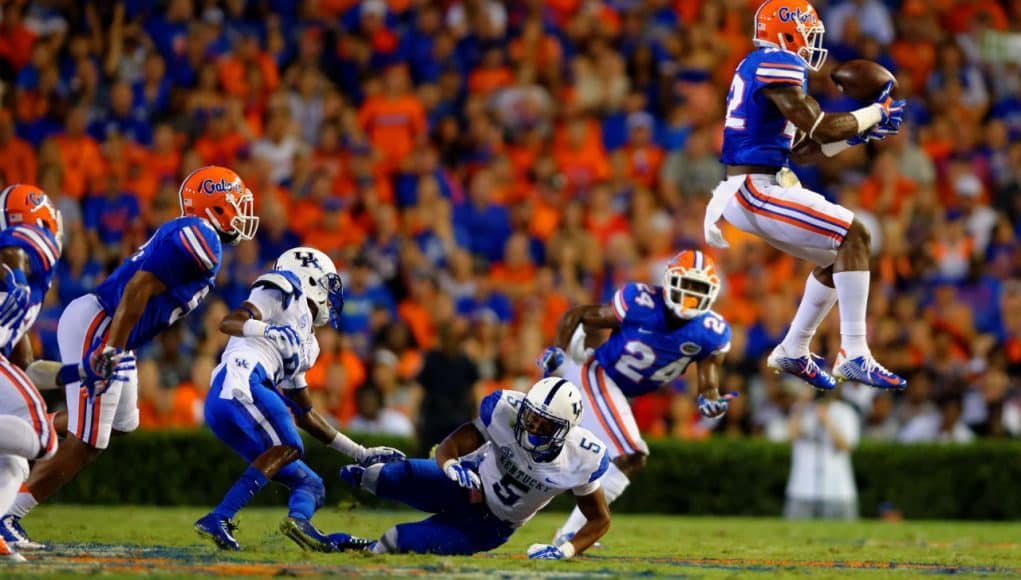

{"left": 443, "top": 459, "right": 481, "bottom": 491}
{"left": 567, "top": 325, "right": 593, "bottom": 364}
{"left": 357, "top": 446, "right": 406, "bottom": 466}
{"left": 264, "top": 325, "right": 301, "bottom": 373}
{"left": 528, "top": 542, "right": 574, "bottom": 560}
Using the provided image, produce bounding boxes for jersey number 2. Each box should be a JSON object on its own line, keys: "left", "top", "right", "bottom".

{"left": 615, "top": 341, "right": 692, "bottom": 383}
{"left": 724, "top": 76, "right": 746, "bottom": 130}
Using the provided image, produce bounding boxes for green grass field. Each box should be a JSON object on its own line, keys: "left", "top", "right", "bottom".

{"left": 5, "top": 505, "right": 1021, "bottom": 577}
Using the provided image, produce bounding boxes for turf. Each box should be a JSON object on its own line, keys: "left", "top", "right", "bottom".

{"left": 5, "top": 505, "right": 1021, "bottom": 577}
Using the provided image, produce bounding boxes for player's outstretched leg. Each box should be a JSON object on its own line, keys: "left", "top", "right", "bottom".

{"left": 768, "top": 268, "right": 838, "bottom": 390}
{"left": 274, "top": 461, "right": 339, "bottom": 553}
{"left": 341, "top": 458, "right": 469, "bottom": 514}
{"left": 829, "top": 220, "right": 906, "bottom": 389}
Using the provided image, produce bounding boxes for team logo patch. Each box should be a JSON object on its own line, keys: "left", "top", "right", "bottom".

{"left": 26, "top": 191, "right": 44, "bottom": 207}
{"left": 777, "top": 6, "right": 814, "bottom": 24}
{"left": 293, "top": 251, "right": 322, "bottom": 270}
{"left": 681, "top": 342, "right": 702, "bottom": 356}
{"left": 199, "top": 178, "right": 242, "bottom": 195}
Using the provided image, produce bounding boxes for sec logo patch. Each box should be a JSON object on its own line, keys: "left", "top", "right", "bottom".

{"left": 681, "top": 342, "right": 702, "bottom": 356}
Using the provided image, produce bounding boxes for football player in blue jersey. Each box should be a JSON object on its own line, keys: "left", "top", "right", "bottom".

{"left": 704, "top": 0, "right": 907, "bottom": 391}
{"left": 0, "top": 185, "right": 63, "bottom": 562}
{"left": 1, "top": 166, "right": 260, "bottom": 550}
{"left": 194, "top": 247, "right": 405, "bottom": 552}
{"left": 538, "top": 249, "right": 735, "bottom": 548}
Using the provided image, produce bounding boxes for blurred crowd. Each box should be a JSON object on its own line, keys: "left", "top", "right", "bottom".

{"left": 1, "top": 0, "right": 1020, "bottom": 448}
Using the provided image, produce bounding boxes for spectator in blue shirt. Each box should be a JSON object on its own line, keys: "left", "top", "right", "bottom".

{"left": 82, "top": 172, "right": 141, "bottom": 265}
{"left": 452, "top": 169, "right": 510, "bottom": 263}
{"left": 89, "top": 81, "right": 153, "bottom": 145}
{"left": 55, "top": 230, "right": 105, "bottom": 307}
{"left": 342, "top": 255, "right": 397, "bottom": 354}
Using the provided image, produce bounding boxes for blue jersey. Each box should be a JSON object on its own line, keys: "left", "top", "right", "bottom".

{"left": 594, "top": 283, "right": 731, "bottom": 397}
{"left": 721, "top": 47, "right": 807, "bottom": 168}
{"left": 0, "top": 224, "right": 60, "bottom": 352}
{"left": 94, "top": 217, "right": 222, "bottom": 350}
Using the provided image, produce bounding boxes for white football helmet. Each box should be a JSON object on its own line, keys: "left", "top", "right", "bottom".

{"left": 514, "top": 377, "right": 584, "bottom": 462}
{"left": 663, "top": 249, "right": 721, "bottom": 320}
{"left": 275, "top": 247, "right": 344, "bottom": 328}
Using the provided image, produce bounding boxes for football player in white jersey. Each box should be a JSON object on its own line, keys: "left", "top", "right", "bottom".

{"left": 194, "top": 247, "right": 404, "bottom": 552}
{"left": 336, "top": 377, "right": 611, "bottom": 559}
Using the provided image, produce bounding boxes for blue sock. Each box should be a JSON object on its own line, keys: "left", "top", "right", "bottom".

{"left": 213, "top": 466, "right": 269, "bottom": 519}
{"left": 288, "top": 488, "right": 317, "bottom": 521}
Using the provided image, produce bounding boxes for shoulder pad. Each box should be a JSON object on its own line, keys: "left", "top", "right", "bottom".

{"left": 253, "top": 270, "right": 303, "bottom": 308}
{"left": 0, "top": 225, "right": 59, "bottom": 270}
{"left": 478, "top": 391, "right": 503, "bottom": 428}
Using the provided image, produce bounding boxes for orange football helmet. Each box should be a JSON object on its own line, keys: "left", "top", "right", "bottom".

{"left": 178, "top": 166, "right": 258, "bottom": 245}
{"left": 0, "top": 184, "right": 64, "bottom": 250}
{"left": 754, "top": 0, "right": 827, "bottom": 71}
{"left": 663, "top": 250, "right": 721, "bottom": 320}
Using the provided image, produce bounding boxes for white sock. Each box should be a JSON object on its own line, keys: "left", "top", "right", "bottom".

{"left": 0, "top": 456, "right": 28, "bottom": 516}
{"left": 7, "top": 489, "right": 37, "bottom": 519}
{"left": 834, "top": 270, "right": 870, "bottom": 357}
{"left": 779, "top": 274, "right": 838, "bottom": 356}
{"left": 556, "top": 463, "right": 630, "bottom": 540}
{"left": 0, "top": 417, "right": 40, "bottom": 458}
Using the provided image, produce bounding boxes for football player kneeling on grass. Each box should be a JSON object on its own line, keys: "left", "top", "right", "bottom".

{"left": 193, "top": 247, "right": 404, "bottom": 552}
{"left": 336, "top": 377, "right": 611, "bottom": 559}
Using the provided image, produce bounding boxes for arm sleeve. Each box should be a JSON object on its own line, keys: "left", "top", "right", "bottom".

{"left": 751, "top": 50, "right": 807, "bottom": 88}
{"left": 140, "top": 224, "right": 221, "bottom": 284}
{"left": 572, "top": 451, "right": 610, "bottom": 496}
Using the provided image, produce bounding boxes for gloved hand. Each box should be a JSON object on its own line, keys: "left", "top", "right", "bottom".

{"left": 357, "top": 446, "right": 406, "bottom": 467}
{"left": 85, "top": 351, "right": 136, "bottom": 398}
{"left": 0, "top": 266, "right": 30, "bottom": 335}
{"left": 82, "top": 343, "right": 126, "bottom": 385}
{"left": 527, "top": 543, "right": 569, "bottom": 560}
{"left": 443, "top": 459, "right": 481, "bottom": 491}
{"left": 697, "top": 391, "right": 739, "bottom": 419}
{"left": 567, "top": 326, "right": 593, "bottom": 364}
{"left": 264, "top": 325, "right": 301, "bottom": 372}
{"left": 872, "top": 81, "right": 905, "bottom": 128}
{"left": 536, "top": 346, "right": 565, "bottom": 378}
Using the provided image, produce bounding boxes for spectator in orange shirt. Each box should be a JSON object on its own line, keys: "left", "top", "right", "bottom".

{"left": 194, "top": 108, "right": 247, "bottom": 167}
{"left": 218, "top": 30, "right": 279, "bottom": 98}
{"left": 302, "top": 197, "right": 365, "bottom": 262}
{"left": 554, "top": 116, "right": 611, "bottom": 192}
{"left": 859, "top": 150, "right": 918, "bottom": 217}
{"left": 54, "top": 106, "right": 104, "bottom": 199}
{"left": 0, "top": 109, "right": 36, "bottom": 185}
{"left": 147, "top": 123, "right": 182, "bottom": 185}
{"left": 584, "top": 182, "right": 630, "bottom": 247}
{"left": 489, "top": 232, "right": 537, "bottom": 301}
{"left": 468, "top": 48, "right": 514, "bottom": 97}
{"left": 357, "top": 65, "right": 426, "bottom": 172}
{"left": 623, "top": 112, "right": 664, "bottom": 189}
{"left": 0, "top": 5, "right": 37, "bottom": 72}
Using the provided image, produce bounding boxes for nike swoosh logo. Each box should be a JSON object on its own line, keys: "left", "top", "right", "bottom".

{"left": 880, "top": 374, "right": 901, "bottom": 385}
{"left": 544, "top": 477, "right": 558, "bottom": 484}
{"left": 637, "top": 329, "right": 653, "bottom": 334}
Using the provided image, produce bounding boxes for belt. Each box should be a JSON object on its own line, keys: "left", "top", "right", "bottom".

{"left": 725, "top": 164, "right": 781, "bottom": 176}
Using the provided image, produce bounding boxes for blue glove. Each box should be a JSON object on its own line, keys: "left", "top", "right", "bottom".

{"left": 85, "top": 351, "right": 136, "bottom": 398}
{"left": 536, "top": 346, "right": 565, "bottom": 378}
{"left": 697, "top": 392, "right": 739, "bottom": 419}
{"left": 358, "top": 446, "right": 406, "bottom": 467}
{"left": 528, "top": 544, "right": 567, "bottom": 560}
{"left": 443, "top": 460, "right": 481, "bottom": 491}
{"left": 0, "top": 266, "right": 30, "bottom": 329}
{"left": 872, "top": 81, "right": 906, "bottom": 127}
{"left": 82, "top": 343, "right": 125, "bottom": 385}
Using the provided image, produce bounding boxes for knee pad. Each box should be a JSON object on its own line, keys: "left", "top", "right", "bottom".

{"left": 276, "top": 462, "right": 326, "bottom": 509}
{"left": 372, "top": 526, "right": 400, "bottom": 554}
{"left": 0, "top": 455, "right": 30, "bottom": 484}
{"left": 361, "top": 462, "right": 388, "bottom": 495}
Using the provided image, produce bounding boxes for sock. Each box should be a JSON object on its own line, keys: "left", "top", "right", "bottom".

{"left": 213, "top": 466, "right": 269, "bottom": 519}
{"left": 0, "top": 417, "right": 41, "bottom": 458}
{"left": 833, "top": 270, "right": 870, "bottom": 357}
{"left": 287, "top": 488, "right": 317, "bottom": 521}
{"left": 7, "top": 486, "right": 37, "bottom": 519}
{"left": 779, "top": 274, "right": 838, "bottom": 356}
{"left": 0, "top": 457, "right": 29, "bottom": 516}
{"left": 557, "top": 463, "right": 630, "bottom": 540}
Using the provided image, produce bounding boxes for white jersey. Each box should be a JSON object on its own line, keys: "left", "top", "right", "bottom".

{"left": 471, "top": 389, "right": 609, "bottom": 527}
{"left": 217, "top": 271, "right": 320, "bottom": 402}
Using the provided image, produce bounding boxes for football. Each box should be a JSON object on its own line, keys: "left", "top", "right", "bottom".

{"left": 830, "top": 59, "right": 897, "bottom": 101}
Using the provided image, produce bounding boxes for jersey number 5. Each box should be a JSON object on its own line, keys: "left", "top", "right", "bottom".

{"left": 492, "top": 474, "right": 529, "bottom": 506}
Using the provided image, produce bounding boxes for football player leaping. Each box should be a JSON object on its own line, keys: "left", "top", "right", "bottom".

{"left": 705, "top": 0, "right": 906, "bottom": 390}
{"left": 335, "top": 378, "right": 611, "bottom": 559}
{"left": 539, "top": 249, "right": 735, "bottom": 548}
{"left": 1, "top": 166, "right": 259, "bottom": 550}
{"left": 0, "top": 185, "right": 63, "bottom": 562}
{"left": 195, "top": 247, "right": 405, "bottom": 552}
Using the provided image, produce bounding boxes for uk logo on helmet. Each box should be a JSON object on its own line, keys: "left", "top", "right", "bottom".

{"left": 777, "top": 7, "right": 814, "bottom": 23}
{"left": 199, "top": 179, "right": 242, "bottom": 195}
{"left": 294, "top": 251, "right": 322, "bottom": 270}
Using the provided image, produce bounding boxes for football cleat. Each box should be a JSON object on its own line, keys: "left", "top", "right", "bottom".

{"left": 536, "top": 346, "right": 565, "bottom": 378}
{"left": 0, "top": 516, "right": 45, "bottom": 551}
{"left": 280, "top": 517, "right": 336, "bottom": 553}
{"left": 339, "top": 465, "right": 365, "bottom": 488}
{"left": 327, "top": 532, "right": 375, "bottom": 552}
{"left": 767, "top": 346, "right": 837, "bottom": 391}
{"left": 194, "top": 513, "right": 241, "bottom": 551}
{"left": 0, "top": 536, "right": 25, "bottom": 563}
{"left": 833, "top": 350, "right": 907, "bottom": 390}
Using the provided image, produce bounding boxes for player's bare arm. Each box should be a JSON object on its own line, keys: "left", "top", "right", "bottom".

{"left": 762, "top": 85, "right": 862, "bottom": 143}
{"left": 219, "top": 302, "right": 263, "bottom": 336}
{"left": 434, "top": 422, "right": 485, "bottom": 468}
{"left": 106, "top": 271, "right": 167, "bottom": 349}
{"left": 554, "top": 305, "right": 619, "bottom": 349}
{"left": 569, "top": 487, "right": 611, "bottom": 554}
{"left": 0, "top": 247, "right": 33, "bottom": 368}
{"left": 696, "top": 353, "right": 725, "bottom": 401}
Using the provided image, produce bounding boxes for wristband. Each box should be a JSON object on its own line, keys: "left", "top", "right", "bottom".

{"left": 58, "top": 363, "right": 84, "bottom": 386}
{"left": 329, "top": 432, "right": 365, "bottom": 459}
{"left": 821, "top": 141, "right": 852, "bottom": 157}
{"left": 242, "top": 319, "right": 269, "bottom": 337}
{"left": 561, "top": 541, "right": 576, "bottom": 559}
{"left": 850, "top": 104, "right": 883, "bottom": 133}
